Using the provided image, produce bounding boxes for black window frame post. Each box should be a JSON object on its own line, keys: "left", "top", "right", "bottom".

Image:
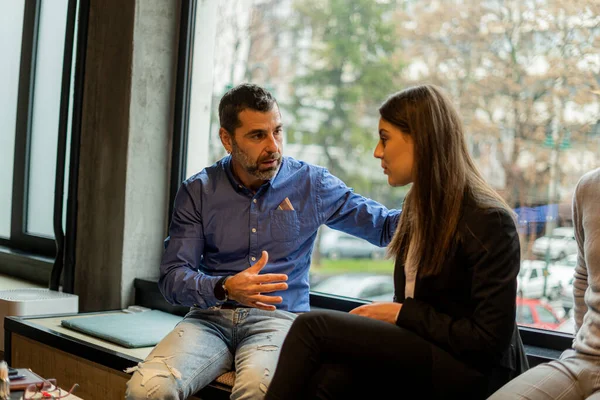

{"left": 168, "top": 0, "right": 197, "bottom": 224}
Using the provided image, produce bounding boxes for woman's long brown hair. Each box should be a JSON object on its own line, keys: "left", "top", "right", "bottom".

{"left": 381, "top": 85, "right": 511, "bottom": 276}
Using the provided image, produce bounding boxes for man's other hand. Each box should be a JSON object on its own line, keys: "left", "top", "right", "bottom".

{"left": 225, "top": 251, "right": 288, "bottom": 311}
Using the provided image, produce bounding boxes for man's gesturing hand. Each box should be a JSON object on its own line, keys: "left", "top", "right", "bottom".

{"left": 224, "top": 251, "right": 288, "bottom": 311}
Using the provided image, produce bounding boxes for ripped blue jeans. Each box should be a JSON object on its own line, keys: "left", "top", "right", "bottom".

{"left": 125, "top": 307, "right": 297, "bottom": 400}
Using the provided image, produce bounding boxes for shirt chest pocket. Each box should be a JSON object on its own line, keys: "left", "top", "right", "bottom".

{"left": 270, "top": 210, "right": 300, "bottom": 243}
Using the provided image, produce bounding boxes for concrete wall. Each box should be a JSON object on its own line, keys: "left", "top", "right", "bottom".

{"left": 76, "top": 0, "right": 179, "bottom": 311}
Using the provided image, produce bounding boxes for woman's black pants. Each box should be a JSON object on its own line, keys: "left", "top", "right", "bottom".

{"left": 265, "top": 310, "right": 488, "bottom": 400}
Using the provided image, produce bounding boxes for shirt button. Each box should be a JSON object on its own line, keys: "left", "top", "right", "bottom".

{"left": 251, "top": 257, "right": 256, "bottom": 262}
{"left": 252, "top": 228, "right": 257, "bottom": 233}
{"left": 253, "top": 199, "right": 257, "bottom": 203}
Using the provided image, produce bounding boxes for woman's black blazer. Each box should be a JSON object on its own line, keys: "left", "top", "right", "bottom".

{"left": 393, "top": 203, "right": 528, "bottom": 383}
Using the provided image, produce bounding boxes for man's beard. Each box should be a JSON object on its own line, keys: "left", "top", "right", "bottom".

{"left": 231, "top": 141, "right": 281, "bottom": 180}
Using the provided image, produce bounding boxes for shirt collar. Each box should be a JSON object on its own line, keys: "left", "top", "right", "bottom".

{"left": 222, "top": 155, "right": 245, "bottom": 193}
{"left": 269, "top": 157, "right": 289, "bottom": 189}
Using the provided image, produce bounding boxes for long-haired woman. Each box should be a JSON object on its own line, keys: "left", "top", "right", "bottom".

{"left": 265, "top": 84, "right": 528, "bottom": 399}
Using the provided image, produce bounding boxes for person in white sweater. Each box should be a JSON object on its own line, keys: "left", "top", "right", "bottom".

{"left": 489, "top": 167, "right": 600, "bottom": 399}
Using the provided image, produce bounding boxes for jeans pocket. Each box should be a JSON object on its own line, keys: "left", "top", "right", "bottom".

{"left": 186, "top": 306, "right": 220, "bottom": 319}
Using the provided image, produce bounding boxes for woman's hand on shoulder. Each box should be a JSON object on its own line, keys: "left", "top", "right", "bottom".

{"left": 349, "top": 302, "right": 402, "bottom": 324}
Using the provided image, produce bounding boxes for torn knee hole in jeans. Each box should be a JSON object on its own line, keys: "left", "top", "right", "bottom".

{"left": 256, "top": 345, "right": 279, "bottom": 351}
{"left": 259, "top": 382, "right": 269, "bottom": 394}
{"left": 147, "top": 384, "right": 161, "bottom": 397}
{"left": 258, "top": 368, "right": 271, "bottom": 394}
{"left": 124, "top": 355, "right": 182, "bottom": 387}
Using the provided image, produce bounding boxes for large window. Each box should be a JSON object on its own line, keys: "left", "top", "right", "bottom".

{"left": 26, "top": 0, "right": 70, "bottom": 237}
{"left": 185, "top": 0, "right": 600, "bottom": 334}
{"left": 0, "top": 0, "right": 75, "bottom": 259}
{"left": 0, "top": 0, "right": 26, "bottom": 239}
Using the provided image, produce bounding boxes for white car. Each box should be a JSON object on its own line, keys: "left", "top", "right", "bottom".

{"left": 552, "top": 254, "right": 578, "bottom": 312}
{"left": 553, "top": 253, "right": 578, "bottom": 269}
{"left": 532, "top": 227, "right": 577, "bottom": 260}
{"left": 518, "top": 260, "right": 563, "bottom": 299}
{"left": 557, "top": 315, "right": 575, "bottom": 334}
{"left": 550, "top": 254, "right": 577, "bottom": 283}
{"left": 311, "top": 273, "right": 395, "bottom": 301}
{"left": 319, "top": 230, "right": 386, "bottom": 260}
{"left": 559, "top": 277, "right": 574, "bottom": 313}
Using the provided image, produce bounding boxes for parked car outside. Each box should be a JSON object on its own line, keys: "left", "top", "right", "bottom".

{"left": 532, "top": 227, "right": 578, "bottom": 260}
{"left": 557, "top": 314, "right": 575, "bottom": 334}
{"left": 310, "top": 273, "right": 394, "bottom": 301}
{"left": 517, "top": 260, "right": 563, "bottom": 299}
{"left": 549, "top": 254, "right": 577, "bottom": 313}
{"left": 516, "top": 297, "right": 564, "bottom": 331}
{"left": 559, "top": 277, "right": 575, "bottom": 314}
{"left": 553, "top": 253, "right": 578, "bottom": 269}
{"left": 319, "top": 230, "right": 386, "bottom": 260}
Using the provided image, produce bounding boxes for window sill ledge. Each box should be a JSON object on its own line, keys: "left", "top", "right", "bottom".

{"left": 0, "top": 246, "right": 53, "bottom": 286}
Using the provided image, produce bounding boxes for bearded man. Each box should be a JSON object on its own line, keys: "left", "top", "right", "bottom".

{"left": 126, "top": 83, "right": 400, "bottom": 400}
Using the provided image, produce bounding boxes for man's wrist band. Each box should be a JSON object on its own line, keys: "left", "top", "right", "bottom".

{"left": 214, "top": 276, "right": 231, "bottom": 301}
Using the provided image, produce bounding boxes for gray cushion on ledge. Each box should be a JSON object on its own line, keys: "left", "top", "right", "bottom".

{"left": 61, "top": 310, "right": 184, "bottom": 348}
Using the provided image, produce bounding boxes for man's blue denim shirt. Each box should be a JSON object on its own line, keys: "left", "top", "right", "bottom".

{"left": 159, "top": 155, "right": 401, "bottom": 312}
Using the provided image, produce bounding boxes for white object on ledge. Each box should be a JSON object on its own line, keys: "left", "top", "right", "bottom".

{"left": 0, "top": 288, "right": 79, "bottom": 351}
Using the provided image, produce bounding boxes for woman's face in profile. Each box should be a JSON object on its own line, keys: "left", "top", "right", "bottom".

{"left": 374, "top": 118, "right": 415, "bottom": 187}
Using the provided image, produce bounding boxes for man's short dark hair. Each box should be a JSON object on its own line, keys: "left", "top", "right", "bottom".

{"left": 218, "top": 83, "right": 278, "bottom": 135}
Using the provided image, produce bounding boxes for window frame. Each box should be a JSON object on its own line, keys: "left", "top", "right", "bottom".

{"left": 0, "top": 0, "right": 56, "bottom": 257}
{"left": 168, "top": 0, "right": 576, "bottom": 357}
{"left": 0, "top": 0, "right": 84, "bottom": 289}
{"left": 168, "top": 0, "right": 196, "bottom": 223}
